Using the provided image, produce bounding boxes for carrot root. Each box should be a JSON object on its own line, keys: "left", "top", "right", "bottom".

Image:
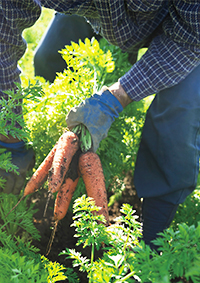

{"left": 23, "top": 142, "right": 58, "bottom": 197}
{"left": 46, "top": 220, "right": 58, "bottom": 256}
{"left": 54, "top": 176, "right": 80, "bottom": 222}
{"left": 48, "top": 131, "right": 79, "bottom": 194}
{"left": 43, "top": 192, "right": 52, "bottom": 218}
{"left": 78, "top": 151, "right": 110, "bottom": 226}
{"left": 46, "top": 175, "right": 80, "bottom": 255}
{"left": 5, "top": 143, "right": 58, "bottom": 217}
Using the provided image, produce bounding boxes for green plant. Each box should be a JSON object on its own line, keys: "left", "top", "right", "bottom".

{"left": 0, "top": 194, "right": 79, "bottom": 283}
{"left": 171, "top": 190, "right": 200, "bottom": 230}
{"left": 0, "top": 90, "right": 27, "bottom": 141}
{"left": 59, "top": 37, "right": 115, "bottom": 92}
{"left": 90, "top": 204, "right": 142, "bottom": 283}
{"left": 0, "top": 193, "right": 40, "bottom": 241}
{"left": 61, "top": 196, "right": 200, "bottom": 283}
{"left": 61, "top": 195, "right": 110, "bottom": 282}
{"left": 60, "top": 196, "right": 141, "bottom": 283}
{"left": 0, "top": 81, "right": 44, "bottom": 141}
{"left": 131, "top": 223, "right": 200, "bottom": 283}
{"left": 0, "top": 247, "right": 48, "bottom": 283}
{"left": 0, "top": 243, "right": 67, "bottom": 283}
{"left": 0, "top": 81, "right": 44, "bottom": 187}
{"left": 0, "top": 149, "right": 19, "bottom": 189}
{"left": 42, "top": 256, "right": 68, "bottom": 283}
{"left": 0, "top": 194, "right": 69, "bottom": 282}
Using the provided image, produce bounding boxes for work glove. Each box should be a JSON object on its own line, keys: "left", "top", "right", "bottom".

{"left": 66, "top": 88, "right": 123, "bottom": 152}
{"left": 0, "top": 141, "right": 35, "bottom": 194}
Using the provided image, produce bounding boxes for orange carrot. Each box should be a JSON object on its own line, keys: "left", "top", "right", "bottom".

{"left": 46, "top": 176, "right": 80, "bottom": 255}
{"left": 78, "top": 151, "right": 110, "bottom": 226}
{"left": 24, "top": 143, "right": 58, "bottom": 197}
{"left": 5, "top": 142, "right": 58, "bottom": 217}
{"left": 54, "top": 175, "right": 80, "bottom": 222}
{"left": 48, "top": 131, "right": 79, "bottom": 194}
{"left": 46, "top": 149, "right": 81, "bottom": 255}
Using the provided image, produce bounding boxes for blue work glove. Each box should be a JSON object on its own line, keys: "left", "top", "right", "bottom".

{"left": 66, "top": 88, "right": 123, "bottom": 152}
{"left": 0, "top": 141, "right": 35, "bottom": 194}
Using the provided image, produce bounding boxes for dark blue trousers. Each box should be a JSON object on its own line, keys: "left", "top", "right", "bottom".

{"left": 141, "top": 198, "right": 178, "bottom": 250}
{"left": 134, "top": 63, "right": 200, "bottom": 248}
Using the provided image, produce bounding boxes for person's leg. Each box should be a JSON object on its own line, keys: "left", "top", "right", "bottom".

{"left": 34, "top": 13, "right": 101, "bottom": 82}
{"left": 142, "top": 197, "right": 178, "bottom": 251}
{"left": 134, "top": 63, "right": 200, "bottom": 247}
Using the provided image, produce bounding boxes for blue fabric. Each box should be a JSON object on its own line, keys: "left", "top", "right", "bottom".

{"left": 134, "top": 63, "right": 200, "bottom": 205}
{"left": 0, "top": 141, "right": 27, "bottom": 157}
{"left": 66, "top": 89, "right": 123, "bottom": 151}
{"left": 0, "top": 141, "right": 35, "bottom": 194}
{"left": 142, "top": 197, "right": 178, "bottom": 251}
{"left": 0, "top": 140, "right": 25, "bottom": 150}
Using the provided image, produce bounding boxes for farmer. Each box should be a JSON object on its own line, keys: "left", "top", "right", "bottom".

{"left": 1, "top": 1, "right": 200, "bottom": 250}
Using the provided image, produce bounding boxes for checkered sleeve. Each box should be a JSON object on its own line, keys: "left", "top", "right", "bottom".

{"left": 0, "top": 1, "right": 41, "bottom": 92}
{"left": 120, "top": 1, "right": 200, "bottom": 101}
{"left": 0, "top": 0, "right": 97, "bottom": 93}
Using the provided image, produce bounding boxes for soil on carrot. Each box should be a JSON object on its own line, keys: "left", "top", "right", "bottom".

{"left": 30, "top": 171, "right": 191, "bottom": 283}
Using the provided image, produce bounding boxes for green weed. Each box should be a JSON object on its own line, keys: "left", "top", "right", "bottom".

{"left": 62, "top": 196, "right": 200, "bottom": 283}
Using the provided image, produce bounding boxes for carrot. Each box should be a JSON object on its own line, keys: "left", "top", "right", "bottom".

{"left": 5, "top": 142, "right": 58, "bottom": 217}
{"left": 46, "top": 149, "right": 81, "bottom": 255}
{"left": 24, "top": 143, "right": 58, "bottom": 197}
{"left": 54, "top": 176, "right": 80, "bottom": 222}
{"left": 46, "top": 176, "right": 80, "bottom": 255}
{"left": 78, "top": 151, "right": 110, "bottom": 226}
{"left": 48, "top": 131, "right": 79, "bottom": 194}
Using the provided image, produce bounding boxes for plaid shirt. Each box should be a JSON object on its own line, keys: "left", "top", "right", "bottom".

{"left": 1, "top": 0, "right": 200, "bottom": 101}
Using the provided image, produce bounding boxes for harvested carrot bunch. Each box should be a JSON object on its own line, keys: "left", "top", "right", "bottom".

{"left": 6, "top": 129, "right": 79, "bottom": 216}
{"left": 7, "top": 125, "right": 110, "bottom": 256}
{"left": 46, "top": 125, "right": 110, "bottom": 254}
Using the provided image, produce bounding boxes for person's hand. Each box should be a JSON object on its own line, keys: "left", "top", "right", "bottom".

{"left": 0, "top": 141, "right": 35, "bottom": 194}
{"left": 66, "top": 88, "right": 124, "bottom": 152}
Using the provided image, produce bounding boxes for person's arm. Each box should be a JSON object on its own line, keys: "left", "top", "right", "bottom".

{"left": 108, "top": 82, "right": 132, "bottom": 108}
{"left": 120, "top": 1, "right": 200, "bottom": 101}
{"left": 0, "top": 1, "right": 41, "bottom": 93}
{"left": 0, "top": 1, "right": 41, "bottom": 140}
{"left": 0, "top": 1, "right": 40, "bottom": 193}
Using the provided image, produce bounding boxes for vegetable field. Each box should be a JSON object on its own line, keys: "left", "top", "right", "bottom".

{"left": 1, "top": 7, "right": 200, "bottom": 283}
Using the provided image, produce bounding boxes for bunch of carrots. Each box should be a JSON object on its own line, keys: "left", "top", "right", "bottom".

{"left": 7, "top": 125, "right": 110, "bottom": 254}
